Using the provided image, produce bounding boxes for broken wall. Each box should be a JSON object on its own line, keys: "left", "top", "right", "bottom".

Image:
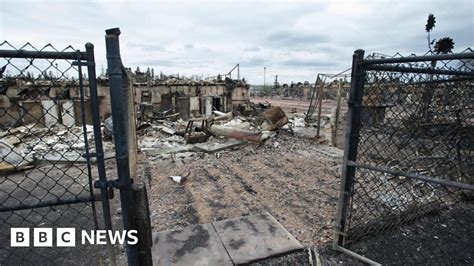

{"left": 0, "top": 79, "right": 106, "bottom": 128}
{"left": 133, "top": 83, "right": 235, "bottom": 119}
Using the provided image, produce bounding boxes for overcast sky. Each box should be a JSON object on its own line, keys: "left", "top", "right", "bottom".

{"left": 0, "top": 0, "right": 472, "bottom": 84}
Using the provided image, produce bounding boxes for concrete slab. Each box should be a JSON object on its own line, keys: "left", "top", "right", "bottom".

{"left": 152, "top": 223, "right": 233, "bottom": 266}
{"left": 192, "top": 140, "right": 245, "bottom": 153}
{"left": 212, "top": 212, "right": 303, "bottom": 264}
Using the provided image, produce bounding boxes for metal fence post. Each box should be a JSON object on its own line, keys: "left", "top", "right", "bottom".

{"left": 332, "top": 80, "right": 343, "bottom": 147}
{"left": 334, "top": 49, "right": 365, "bottom": 247}
{"left": 132, "top": 183, "right": 153, "bottom": 266}
{"left": 85, "top": 42, "right": 117, "bottom": 265}
{"left": 105, "top": 27, "right": 140, "bottom": 265}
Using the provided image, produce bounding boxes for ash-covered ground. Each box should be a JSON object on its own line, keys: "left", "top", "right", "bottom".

{"left": 134, "top": 131, "right": 352, "bottom": 264}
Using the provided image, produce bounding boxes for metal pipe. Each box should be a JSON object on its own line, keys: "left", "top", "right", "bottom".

{"left": 85, "top": 43, "right": 113, "bottom": 228}
{"left": 347, "top": 161, "right": 474, "bottom": 191}
{"left": 0, "top": 196, "right": 99, "bottom": 213}
{"left": 105, "top": 27, "right": 140, "bottom": 266}
{"left": 315, "top": 76, "right": 325, "bottom": 137}
{"left": 305, "top": 75, "right": 319, "bottom": 122}
{"left": 0, "top": 49, "right": 87, "bottom": 60}
{"left": 85, "top": 42, "right": 117, "bottom": 265}
{"left": 209, "top": 124, "right": 263, "bottom": 143}
{"left": 76, "top": 54, "right": 99, "bottom": 230}
{"left": 362, "top": 51, "right": 474, "bottom": 65}
{"left": 397, "top": 76, "right": 474, "bottom": 85}
{"left": 332, "top": 81, "right": 342, "bottom": 147}
{"left": 319, "top": 68, "right": 352, "bottom": 79}
{"left": 334, "top": 49, "right": 366, "bottom": 247}
{"left": 364, "top": 64, "right": 474, "bottom": 76}
{"left": 333, "top": 245, "right": 381, "bottom": 266}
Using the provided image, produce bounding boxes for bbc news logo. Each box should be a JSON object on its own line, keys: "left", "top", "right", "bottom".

{"left": 11, "top": 228, "right": 138, "bottom": 247}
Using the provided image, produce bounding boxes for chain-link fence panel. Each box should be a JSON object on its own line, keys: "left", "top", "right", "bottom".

{"left": 0, "top": 41, "right": 111, "bottom": 265}
{"left": 335, "top": 49, "right": 474, "bottom": 264}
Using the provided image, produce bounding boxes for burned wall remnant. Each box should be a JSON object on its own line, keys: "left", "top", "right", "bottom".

{"left": 0, "top": 78, "right": 110, "bottom": 128}
{"left": 131, "top": 74, "right": 250, "bottom": 120}
{"left": 0, "top": 70, "right": 250, "bottom": 127}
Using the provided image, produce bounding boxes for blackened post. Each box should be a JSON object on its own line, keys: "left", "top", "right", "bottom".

{"left": 132, "top": 184, "right": 153, "bottom": 266}
{"left": 315, "top": 81, "right": 323, "bottom": 138}
{"left": 85, "top": 42, "right": 117, "bottom": 265}
{"left": 334, "top": 49, "right": 365, "bottom": 247}
{"left": 105, "top": 28, "right": 140, "bottom": 265}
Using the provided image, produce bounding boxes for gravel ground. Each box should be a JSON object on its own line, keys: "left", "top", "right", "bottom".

{"left": 137, "top": 132, "right": 351, "bottom": 263}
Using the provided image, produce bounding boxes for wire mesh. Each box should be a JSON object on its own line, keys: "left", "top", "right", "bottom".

{"left": 306, "top": 71, "right": 351, "bottom": 121}
{"left": 0, "top": 41, "right": 109, "bottom": 264}
{"left": 338, "top": 49, "right": 474, "bottom": 264}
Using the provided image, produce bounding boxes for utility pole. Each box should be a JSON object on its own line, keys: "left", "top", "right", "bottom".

{"left": 264, "top": 67, "right": 266, "bottom": 94}
{"left": 237, "top": 63, "right": 240, "bottom": 80}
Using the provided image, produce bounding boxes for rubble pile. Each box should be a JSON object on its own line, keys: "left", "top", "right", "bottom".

{"left": 126, "top": 101, "right": 337, "bottom": 161}
{"left": 0, "top": 100, "right": 344, "bottom": 173}
{"left": 0, "top": 124, "right": 110, "bottom": 172}
{"left": 135, "top": 103, "right": 291, "bottom": 161}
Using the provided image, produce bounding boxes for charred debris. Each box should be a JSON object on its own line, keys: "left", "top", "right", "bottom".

{"left": 0, "top": 66, "right": 344, "bottom": 172}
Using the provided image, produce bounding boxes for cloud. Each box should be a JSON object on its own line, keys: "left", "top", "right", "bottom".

{"left": 127, "top": 42, "right": 165, "bottom": 51}
{"left": 264, "top": 30, "right": 330, "bottom": 48}
{"left": 0, "top": 0, "right": 472, "bottom": 84}
{"left": 281, "top": 58, "right": 337, "bottom": 68}
{"left": 240, "top": 56, "right": 266, "bottom": 67}
{"left": 130, "top": 58, "right": 178, "bottom": 68}
{"left": 244, "top": 46, "right": 261, "bottom": 52}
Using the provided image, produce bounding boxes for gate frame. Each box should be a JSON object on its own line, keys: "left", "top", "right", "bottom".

{"left": 103, "top": 27, "right": 153, "bottom": 266}
{"left": 0, "top": 43, "right": 116, "bottom": 264}
{"left": 333, "top": 49, "right": 474, "bottom": 264}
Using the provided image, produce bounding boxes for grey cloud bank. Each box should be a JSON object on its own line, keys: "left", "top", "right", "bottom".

{"left": 0, "top": 0, "right": 472, "bottom": 84}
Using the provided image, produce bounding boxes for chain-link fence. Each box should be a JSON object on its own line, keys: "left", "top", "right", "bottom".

{"left": 334, "top": 49, "right": 474, "bottom": 264}
{"left": 306, "top": 70, "right": 352, "bottom": 121}
{"left": 0, "top": 41, "right": 113, "bottom": 265}
{"left": 305, "top": 71, "right": 351, "bottom": 148}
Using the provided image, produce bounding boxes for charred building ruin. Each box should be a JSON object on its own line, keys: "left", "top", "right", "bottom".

{"left": 128, "top": 70, "right": 250, "bottom": 120}
{"left": 0, "top": 69, "right": 250, "bottom": 127}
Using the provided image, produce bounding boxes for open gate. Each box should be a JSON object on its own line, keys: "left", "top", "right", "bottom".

{"left": 0, "top": 41, "right": 115, "bottom": 264}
